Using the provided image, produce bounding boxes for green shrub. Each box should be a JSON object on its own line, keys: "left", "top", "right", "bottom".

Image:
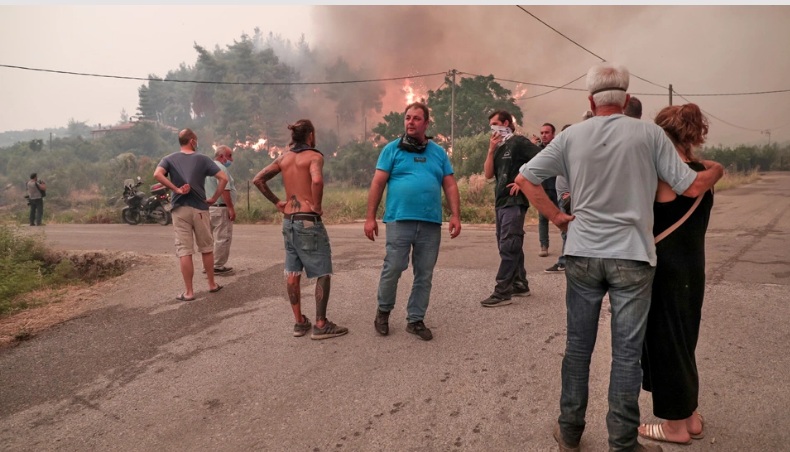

{"left": 0, "top": 225, "right": 48, "bottom": 313}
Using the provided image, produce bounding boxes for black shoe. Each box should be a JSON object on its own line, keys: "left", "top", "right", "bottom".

{"left": 553, "top": 424, "right": 580, "bottom": 452}
{"left": 406, "top": 321, "right": 433, "bottom": 341}
{"left": 480, "top": 294, "right": 513, "bottom": 307}
{"left": 374, "top": 309, "right": 390, "bottom": 336}
{"left": 512, "top": 285, "right": 531, "bottom": 297}
{"left": 545, "top": 263, "right": 566, "bottom": 273}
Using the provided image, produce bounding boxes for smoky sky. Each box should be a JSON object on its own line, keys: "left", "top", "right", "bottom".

{"left": 309, "top": 5, "right": 790, "bottom": 147}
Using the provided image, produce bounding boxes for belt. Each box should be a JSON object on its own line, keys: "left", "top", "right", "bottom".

{"left": 213, "top": 204, "right": 226, "bottom": 207}
{"left": 284, "top": 212, "right": 322, "bottom": 221}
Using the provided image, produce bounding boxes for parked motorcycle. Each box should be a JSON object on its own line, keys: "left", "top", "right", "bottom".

{"left": 121, "top": 177, "right": 172, "bottom": 226}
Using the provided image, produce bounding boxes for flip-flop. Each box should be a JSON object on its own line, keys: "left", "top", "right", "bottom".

{"left": 690, "top": 412, "right": 705, "bottom": 440}
{"left": 209, "top": 284, "right": 224, "bottom": 293}
{"left": 639, "top": 423, "right": 692, "bottom": 445}
{"left": 176, "top": 293, "right": 195, "bottom": 302}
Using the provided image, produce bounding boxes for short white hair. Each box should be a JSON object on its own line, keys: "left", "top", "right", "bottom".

{"left": 586, "top": 62, "right": 629, "bottom": 107}
{"left": 214, "top": 145, "right": 232, "bottom": 158}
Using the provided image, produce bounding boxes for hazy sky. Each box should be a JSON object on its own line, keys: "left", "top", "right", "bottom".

{"left": 2, "top": 5, "right": 789, "bottom": 147}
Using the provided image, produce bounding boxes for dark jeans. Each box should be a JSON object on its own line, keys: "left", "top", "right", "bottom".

{"left": 29, "top": 198, "right": 43, "bottom": 225}
{"left": 493, "top": 205, "right": 528, "bottom": 298}
{"left": 538, "top": 189, "right": 559, "bottom": 248}
{"left": 559, "top": 256, "right": 656, "bottom": 452}
{"left": 556, "top": 202, "right": 568, "bottom": 266}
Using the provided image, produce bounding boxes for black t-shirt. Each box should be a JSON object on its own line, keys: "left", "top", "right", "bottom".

{"left": 493, "top": 135, "right": 541, "bottom": 208}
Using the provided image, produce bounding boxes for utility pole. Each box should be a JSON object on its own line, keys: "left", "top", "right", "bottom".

{"left": 450, "top": 69, "right": 457, "bottom": 152}
{"left": 669, "top": 84, "right": 673, "bottom": 106}
{"left": 762, "top": 129, "right": 772, "bottom": 145}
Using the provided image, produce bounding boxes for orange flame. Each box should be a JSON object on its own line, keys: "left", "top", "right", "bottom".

{"left": 513, "top": 83, "right": 529, "bottom": 101}
{"left": 402, "top": 79, "right": 426, "bottom": 105}
{"left": 234, "top": 138, "right": 267, "bottom": 152}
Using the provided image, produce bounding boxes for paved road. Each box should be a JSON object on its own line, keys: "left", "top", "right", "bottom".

{"left": 1, "top": 173, "right": 789, "bottom": 451}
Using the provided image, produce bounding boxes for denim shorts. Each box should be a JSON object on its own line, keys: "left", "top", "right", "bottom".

{"left": 282, "top": 218, "right": 332, "bottom": 278}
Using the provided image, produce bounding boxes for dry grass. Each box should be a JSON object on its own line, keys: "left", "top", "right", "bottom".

{"left": 715, "top": 169, "right": 761, "bottom": 192}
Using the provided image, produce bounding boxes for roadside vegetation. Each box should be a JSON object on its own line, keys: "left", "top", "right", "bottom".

{"left": 0, "top": 224, "right": 131, "bottom": 317}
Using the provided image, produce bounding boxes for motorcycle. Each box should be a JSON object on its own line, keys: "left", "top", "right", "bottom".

{"left": 121, "top": 177, "right": 172, "bottom": 226}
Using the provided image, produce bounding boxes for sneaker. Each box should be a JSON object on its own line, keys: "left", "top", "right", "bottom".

{"left": 512, "top": 285, "right": 531, "bottom": 297}
{"left": 374, "top": 309, "right": 390, "bottom": 336}
{"left": 214, "top": 266, "right": 233, "bottom": 274}
{"left": 311, "top": 320, "right": 349, "bottom": 340}
{"left": 480, "top": 294, "right": 513, "bottom": 307}
{"left": 293, "top": 315, "right": 311, "bottom": 337}
{"left": 539, "top": 246, "right": 549, "bottom": 257}
{"left": 406, "top": 321, "right": 433, "bottom": 341}
{"left": 545, "top": 263, "right": 566, "bottom": 273}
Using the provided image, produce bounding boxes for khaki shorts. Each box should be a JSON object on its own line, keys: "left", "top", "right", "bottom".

{"left": 172, "top": 206, "right": 213, "bottom": 257}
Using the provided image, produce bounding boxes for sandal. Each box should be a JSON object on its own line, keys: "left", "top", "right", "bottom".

{"left": 209, "top": 284, "right": 224, "bottom": 293}
{"left": 690, "top": 412, "right": 705, "bottom": 440}
{"left": 638, "top": 423, "right": 692, "bottom": 445}
{"left": 176, "top": 293, "right": 195, "bottom": 302}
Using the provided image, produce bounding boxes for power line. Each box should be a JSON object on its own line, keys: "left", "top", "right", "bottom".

{"left": 514, "top": 6, "right": 790, "bottom": 133}
{"left": 0, "top": 64, "right": 446, "bottom": 86}
{"left": 3, "top": 62, "right": 788, "bottom": 98}
{"left": 515, "top": 6, "right": 606, "bottom": 62}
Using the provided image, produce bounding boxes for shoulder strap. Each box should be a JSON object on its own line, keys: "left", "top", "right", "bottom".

{"left": 654, "top": 195, "right": 703, "bottom": 244}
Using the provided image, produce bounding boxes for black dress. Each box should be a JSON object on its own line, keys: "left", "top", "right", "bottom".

{"left": 641, "top": 161, "right": 714, "bottom": 420}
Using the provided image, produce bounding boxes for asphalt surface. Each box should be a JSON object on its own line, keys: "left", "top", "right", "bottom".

{"left": 1, "top": 173, "right": 789, "bottom": 451}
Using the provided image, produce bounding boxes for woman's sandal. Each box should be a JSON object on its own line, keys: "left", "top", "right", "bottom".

{"left": 638, "top": 423, "right": 693, "bottom": 445}
{"left": 690, "top": 412, "right": 705, "bottom": 440}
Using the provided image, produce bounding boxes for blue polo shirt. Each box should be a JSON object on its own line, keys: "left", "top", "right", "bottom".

{"left": 376, "top": 138, "right": 454, "bottom": 224}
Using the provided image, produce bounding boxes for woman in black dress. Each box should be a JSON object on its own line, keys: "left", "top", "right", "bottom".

{"left": 639, "top": 103, "right": 716, "bottom": 445}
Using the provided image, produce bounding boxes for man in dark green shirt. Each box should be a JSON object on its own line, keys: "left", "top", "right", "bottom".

{"left": 480, "top": 110, "right": 541, "bottom": 307}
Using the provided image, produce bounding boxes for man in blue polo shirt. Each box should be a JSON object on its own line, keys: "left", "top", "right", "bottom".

{"left": 364, "top": 102, "right": 461, "bottom": 341}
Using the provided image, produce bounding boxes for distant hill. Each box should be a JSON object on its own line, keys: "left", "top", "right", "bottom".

{"left": 0, "top": 127, "right": 76, "bottom": 149}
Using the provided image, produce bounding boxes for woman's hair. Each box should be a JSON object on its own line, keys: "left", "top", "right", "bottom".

{"left": 654, "top": 103, "right": 709, "bottom": 161}
{"left": 288, "top": 119, "right": 315, "bottom": 146}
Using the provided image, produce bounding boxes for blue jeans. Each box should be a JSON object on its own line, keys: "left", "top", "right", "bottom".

{"left": 282, "top": 219, "right": 333, "bottom": 278}
{"left": 538, "top": 189, "right": 559, "bottom": 248}
{"left": 493, "top": 205, "right": 529, "bottom": 298}
{"left": 377, "top": 221, "right": 441, "bottom": 323}
{"left": 559, "top": 256, "right": 656, "bottom": 452}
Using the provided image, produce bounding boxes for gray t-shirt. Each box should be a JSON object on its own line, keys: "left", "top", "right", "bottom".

{"left": 519, "top": 114, "right": 697, "bottom": 266}
{"left": 27, "top": 179, "right": 44, "bottom": 200}
{"left": 157, "top": 151, "right": 220, "bottom": 210}
{"left": 205, "top": 161, "right": 237, "bottom": 206}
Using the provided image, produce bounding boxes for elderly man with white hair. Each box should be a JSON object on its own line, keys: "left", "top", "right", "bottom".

{"left": 515, "top": 62, "right": 723, "bottom": 452}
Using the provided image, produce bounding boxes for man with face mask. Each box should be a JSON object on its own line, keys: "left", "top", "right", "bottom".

{"left": 155, "top": 128, "right": 228, "bottom": 302}
{"left": 480, "top": 110, "right": 541, "bottom": 307}
{"left": 205, "top": 145, "right": 237, "bottom": 274}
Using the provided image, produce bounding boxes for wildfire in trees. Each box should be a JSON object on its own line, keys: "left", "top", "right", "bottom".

{"left": 233, "top": 138, "right": 268, "bottom": 152}
{"left": 402, "top": 79, "right": 427, "bottom": 105}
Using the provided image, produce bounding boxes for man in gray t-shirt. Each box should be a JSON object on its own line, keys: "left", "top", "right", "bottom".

{"left": 515, "top": 62, "right": 724, "bottom": 452}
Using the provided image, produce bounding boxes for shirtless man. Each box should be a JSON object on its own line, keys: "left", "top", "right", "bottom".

{"left": 253, "top": 119, "right": 348, "bottom": 340}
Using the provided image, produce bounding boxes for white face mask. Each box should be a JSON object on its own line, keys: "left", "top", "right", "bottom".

{"left": 491, "top": 125, "right": 513, "bottom": 142}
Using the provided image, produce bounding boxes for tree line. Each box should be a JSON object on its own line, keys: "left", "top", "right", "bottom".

{"left": 1, "top": 28, "right": 788, "bottom": 215}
